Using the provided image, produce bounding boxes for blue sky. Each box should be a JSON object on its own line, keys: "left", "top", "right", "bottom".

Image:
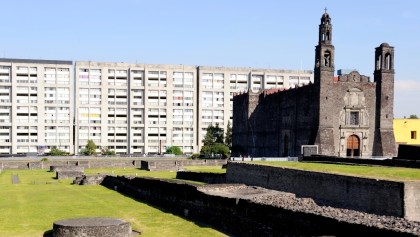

{"left": 2, "top": 0, "right": 420, "bottom": 118}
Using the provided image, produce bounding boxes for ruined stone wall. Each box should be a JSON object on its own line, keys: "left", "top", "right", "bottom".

{"left": 176, "top": 171, "right": 226, "bottom": 184}
{"left": 397, "top": 145, "right": 420, "bottom": 161}
{"left": 0, "top": 159, "right": 226, "bottom": 171}
{"left": 100, "top": 175, "right": 417, "bottom": 236}
{"left": 56, "top": 170, "right": 84, "bottom": 179}
{"left": 0, "top": 159, "right": 141, "bottom": 170}
{"left": 226, "top": 162, "right": 420, "bottom": 221}
{"left": 140, "top": 159, "right": 226, "bottom": 171}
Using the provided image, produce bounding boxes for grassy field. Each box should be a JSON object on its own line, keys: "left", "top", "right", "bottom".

{"left": 0, "top": 168, "right": 226, "bottom": 237}
{"left": 252, "top": 161, "right": 420, "bottom": 181}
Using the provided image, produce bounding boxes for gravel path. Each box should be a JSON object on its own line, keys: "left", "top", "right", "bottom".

{"left": 200, "top": 184, "right": 420, "bottom": 236}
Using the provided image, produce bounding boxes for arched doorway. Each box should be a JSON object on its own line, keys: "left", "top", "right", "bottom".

{"left": 346, "top": 135, "right": 360, "bottom": 157}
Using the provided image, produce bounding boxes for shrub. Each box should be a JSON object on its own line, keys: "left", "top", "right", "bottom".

{"left": 101, "top": 147, "right": 116, "bottom": 156}
{"left": 49, "top": 146, "right": 68, "bottom": 156}
{"left": 166, "top": 146, "right": 183, "bottom": 155}
{"left": 191, "top": 153, "right": 200, "bottom": 159}
{"left": 83, "top": 140, "right": 97, "bottom": 155}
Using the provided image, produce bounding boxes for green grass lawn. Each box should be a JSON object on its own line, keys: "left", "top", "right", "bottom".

{"left": 0, "top": 168, "right": 226, "bottom": 237}
{"left": 251, "top": 161, "right": 420, "bottom": 181}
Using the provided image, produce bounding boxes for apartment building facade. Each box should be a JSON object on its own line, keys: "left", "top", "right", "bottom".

{"left": 74, "top": 62, "right": 198, "bottom": 155}
{"left": 0, "top": 58, "right": 312, "bottom": 155}
{"left": 0, "top": 58, "right": 73, "bottom": 155}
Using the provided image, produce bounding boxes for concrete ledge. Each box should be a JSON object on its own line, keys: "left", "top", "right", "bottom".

{"left": 226, "top": 162, "right": 420, "bottom": 221}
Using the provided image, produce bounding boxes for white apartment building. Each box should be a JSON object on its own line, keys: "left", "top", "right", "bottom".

{"left": 0, "top": 58, "right": 312, "bottom": 155}
{"left": 0, "top": 58, "right": 73, "bottom": 155}
{"left": 74, "top": 62, "right": 197, "bottom": 155}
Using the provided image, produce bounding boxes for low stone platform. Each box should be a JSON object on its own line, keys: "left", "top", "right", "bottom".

{"left": 56, "top": 170, "right": 84, "bottom": 180}
{"left": 73, "top": 174, "right": 108, "bottom": 185}
{"left": 54, "top": 166, "right": 85, "bottom": 179}
{"left": 50, "top": 166, "right": 84, "bottom": 172}
{"left": 53, "top": 217, "right": 136, "bottom": 237}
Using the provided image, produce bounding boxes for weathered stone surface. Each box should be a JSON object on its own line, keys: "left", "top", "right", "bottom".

{"left": 53, "top": 217, "right": 133, "bottom": 237}
{"left": 73, "top": 174, "right": 108, "bottom": 185}
{"left": 140, "top": 159, "right": 226, "bottom": 171}
{"left": 101, "top": 175, "right": 420, "bottom": 236}
{"left": 176, "top": 171, "right": 226, "bottom": 184}
{"left": 56, "top": 170, "right": 84, "bottom": 180}
{"left": 226, "top": 162, "right": 420, "bottom": 222}
{"left": 50, "top": 166, "right": 84, "bottom": 172}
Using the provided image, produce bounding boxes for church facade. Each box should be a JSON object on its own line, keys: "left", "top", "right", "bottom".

{"left": 232, "top": 11, "right": 397, "bottom": 158}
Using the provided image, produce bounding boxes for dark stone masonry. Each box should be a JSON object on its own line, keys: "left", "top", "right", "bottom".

{"left": 73, "top": 174, "right": 108, "bottom": 185}
{"left": 232, "top": 11, "right": 397, "bottom": 158}
{"left": 99, "top": 175, "right": 420, "bottom": 236}
{"left": 176, "top": 171, "right": 226, "bottom": 184}
{"left": 226, "top": 162, "right": 420, "bottom": 222}
{"left": 53, "top": 218, "right": 134, "bottom": 237}
{"left": 55, "top": 166, "right": 84, "bottom": 180}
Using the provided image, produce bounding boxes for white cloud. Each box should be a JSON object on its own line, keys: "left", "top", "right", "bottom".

{"left": 395, "top": 80, "right": 420, "bottom": 91}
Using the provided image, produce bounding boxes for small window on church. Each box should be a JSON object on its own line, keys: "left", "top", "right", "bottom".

{"left": 411, "top": 131, "right": 417, "bottom": 140}
{"left": 350, "top": 112, "right": 359, "bottom": 125}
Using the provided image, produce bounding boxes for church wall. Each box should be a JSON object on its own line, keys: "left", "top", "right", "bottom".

{"left": 232, "top": 85, "right": 318, "bottom": 157}
{"left": 321, "top": 79, "right": 377, "bottom": 157}
{"left": 232, "top": 11, "right": 397, "bottom": 158}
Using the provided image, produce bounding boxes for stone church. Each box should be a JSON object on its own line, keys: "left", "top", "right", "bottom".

{"left": 232, "top": 11, "right": 397, "bottom": 158}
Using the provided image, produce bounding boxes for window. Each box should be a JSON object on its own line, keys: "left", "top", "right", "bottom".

{"left": 411, "top": 131, "right": 417, "bottom": 140}
{"left": 350, "top": 112, "right": 359, "bottom": 125}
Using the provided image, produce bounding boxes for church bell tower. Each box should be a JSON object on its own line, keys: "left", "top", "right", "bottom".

{"left": 372, "top": 43, "right": 397, "bottom": 156}
{"left": 314, "top": 9, "right": 335, "bottom": 85}
{"left": 313, "top": 9, "right": 336, "bottom": 156}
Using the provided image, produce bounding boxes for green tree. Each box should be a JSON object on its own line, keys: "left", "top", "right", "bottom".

{"left": 83, "top": 139, "right": 97, "bottom": 155}
{"left": 409, "top": 114, "right": 419, "bottom": 119}
{"left": 166, "top": 146, "right": 183, "bottom": 155}
{"left": 200, "top": 144, "right": 213, "bottom": 155}
{"left": 212, "top": 143, "right": 230, "bottom": 157}
{"left": 200, "top": 124, "right": 230, "bottom": 158}
{"left": 214, "top": 123, "right": 224, "bottom": 143}
{"left": 101, "top": 146, "right": 116, "bottom": 155}
{"left": 225, "top": 120, "right": 232, "bottom": 148}
{"left": 49, "top": 146, "right": 68, "bottom": 156}
{"left": 202, "top": 124, "right": 224, "bottom": 146}
{"left": 202, "top": 125, "right": 216, "bottom": 146}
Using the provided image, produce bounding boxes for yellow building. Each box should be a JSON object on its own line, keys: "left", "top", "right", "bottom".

{"left": 393, "top": 119, "right": 420, "bottom": 145}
